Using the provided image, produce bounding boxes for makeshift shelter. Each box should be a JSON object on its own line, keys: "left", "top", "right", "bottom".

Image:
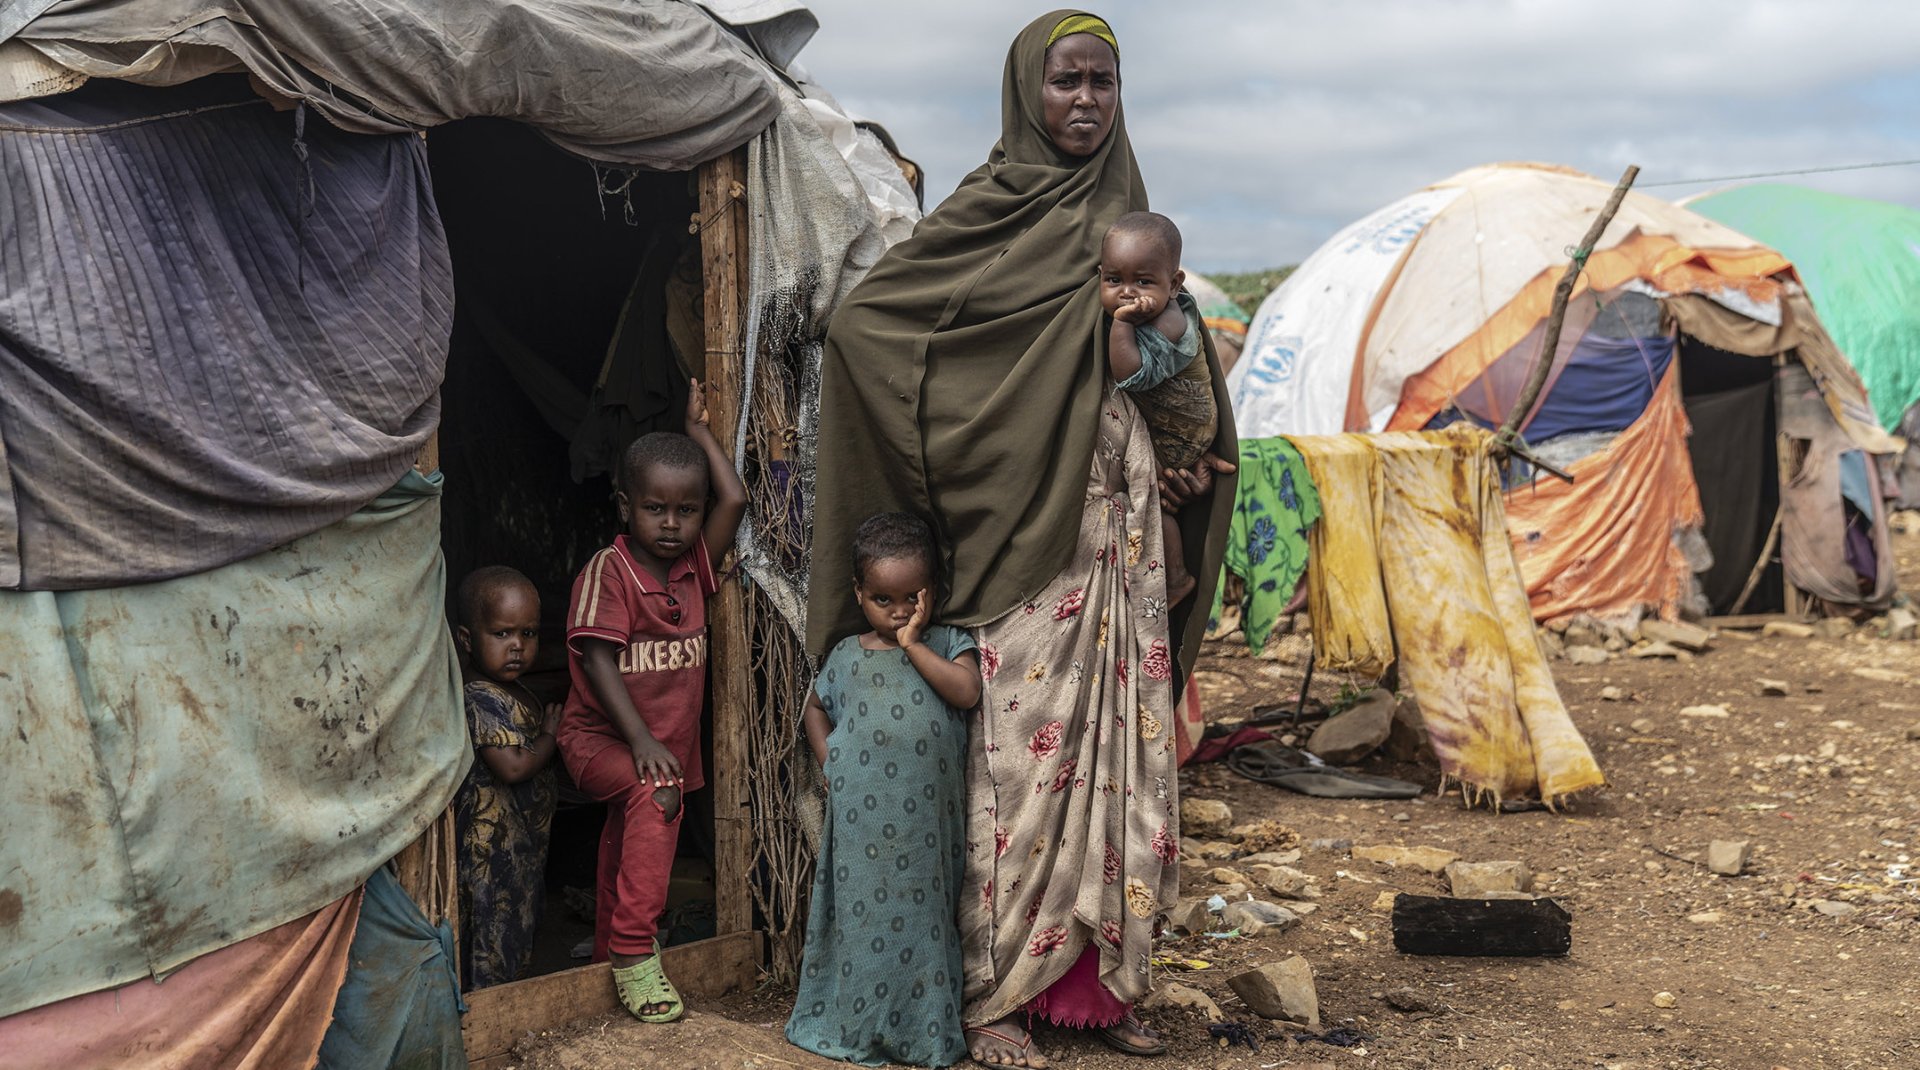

{"left": 0, "top": 2, "right": 916, "bottom": 1067}
{"left": 1227, "top": 162, "right": 1902, "bottom": 625}
{"left": 1687, "top": 184, "right": 1920, "bottom": 508}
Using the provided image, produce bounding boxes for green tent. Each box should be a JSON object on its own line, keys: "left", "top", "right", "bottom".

{"left": 1689, "top": 184, "right": 1920, "bottom": 430}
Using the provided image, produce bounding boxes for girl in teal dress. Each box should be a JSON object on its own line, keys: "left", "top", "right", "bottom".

{"left": 787, "top": 514, "right": 983, "bottom": 1067}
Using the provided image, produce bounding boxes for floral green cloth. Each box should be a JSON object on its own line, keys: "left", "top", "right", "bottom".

{"left": 1215, "top": 436, "right": 1322, "bottom": 650}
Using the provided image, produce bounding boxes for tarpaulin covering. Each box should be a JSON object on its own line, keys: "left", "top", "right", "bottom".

{"left": 0, "top": 472, "right": 467, "bottom": 1019}
{"left": 1289, "top": 428, "right": 1605, "bottom": 805}
{"left": 1503, "top": 366, "right": 1705, "bottom": 624}
{"left": 2, "top": 0, "right": 780, "bottom": 172}
{"left": 315, "top": 869, "right": 466, "bottom": 1070}
{"left": 0, "top": 76, "right": 449, "bottom": 590}
{"left": 1778, "top": 362, "right": 1896, "bottom": 609}
{"left": 0, "top": 890, "right": 362, "bottom": 1070}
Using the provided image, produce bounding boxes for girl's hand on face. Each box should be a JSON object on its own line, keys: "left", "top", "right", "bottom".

{"left": 897, "top": 588, "right": 934, "bottom": 648}
{"left": 686, "top": 377, "right": 710, "bottom": 430}
{"left": 1112, "top": 294, "right": 1158, "bottom": 325}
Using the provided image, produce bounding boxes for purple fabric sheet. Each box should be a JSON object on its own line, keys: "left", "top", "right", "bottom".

{"left": 0, "top": 77, "right": 451, "bottom": 589}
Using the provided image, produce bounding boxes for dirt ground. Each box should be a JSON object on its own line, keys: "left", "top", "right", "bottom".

{"left": 512, "top": 522, "right": 1920, "bottom": 1070}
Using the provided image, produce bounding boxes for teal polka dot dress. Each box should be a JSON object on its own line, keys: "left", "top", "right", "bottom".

{"left": 786, "top": 626, "right": 976, "bottom": 1067}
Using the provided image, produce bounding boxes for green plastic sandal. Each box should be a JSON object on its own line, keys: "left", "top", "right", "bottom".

{"left": 611, "top": 952, "right": 683, "bottom": 1023}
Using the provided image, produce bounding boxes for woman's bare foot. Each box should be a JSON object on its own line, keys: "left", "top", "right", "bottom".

{"left": 966, "top": 1016, "right": 1049, "bottom": 1068}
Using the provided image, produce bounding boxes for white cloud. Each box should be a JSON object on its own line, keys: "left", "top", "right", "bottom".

{"left": 797, "top": 0, "right": 1920, "bottom": 270}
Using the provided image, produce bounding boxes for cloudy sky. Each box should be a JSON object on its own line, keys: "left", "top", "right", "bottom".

{"left": 792, "top": 1, "right": 1920, "bottom": 273}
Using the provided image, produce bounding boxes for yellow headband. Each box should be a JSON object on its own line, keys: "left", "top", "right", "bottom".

{"left": 1047, "top": 14, "right": 1118, "bottom": 57}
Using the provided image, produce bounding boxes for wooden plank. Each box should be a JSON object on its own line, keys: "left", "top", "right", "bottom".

{"left": 698, "top": 146, "right": 756, "bottom": 938}
{"left": 461, "top": 930, "right": 762, "bottom": 1064}
{"left": 1390, "top": 894, "right": 1571, "bottom": 957}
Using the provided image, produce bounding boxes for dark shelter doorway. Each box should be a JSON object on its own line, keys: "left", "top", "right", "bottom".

{"left": 426, "top": 118, "right": 718, "bottom": 985}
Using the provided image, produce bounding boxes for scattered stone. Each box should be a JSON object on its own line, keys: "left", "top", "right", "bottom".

{"left": 1383, "top": 697, "right": 1434, "bottom": 764}
{"left": 1639, "top": 619, "right": 1712, "bottom": 651}
{"left": 1629, "top": 717, "right": 1656, "bottom": 733}
{"left": 1814, "top": 618, "right": 1856, "bottom": 639}
{"left": 1307, "top": 838, "right": 1353, "bottom": 853}
{"left": 1208, "top": 867, "right": 1249, "bottom": 886}
{"left": 1536, "top": 629, "right": 1565, "bottom": 660}
{"left": 1166, "top": 897, "right": 1219, "bottom": 935}
{"left": 1240, "top": 849, "right": 1302, "bottom": 867}
{"left": 1680, "top": 704, "right": 1731, "bottom": 719}
{"left": 1392, "top": 811, "right": 1410, "bottom": 822}
{"left": 1627, "top": 640, "right": 1682, "bottom": 659}
{"left": 1445, "top": 860, "right": 1533, "bottom": 898}
{"left": 1287, "top": 901, "right": 1320, "bottom": 917}
{"left": 1886, "top": 606, "right": 1918, "bottom": 641}
{"left": 1906, "top": 725, "right": 1920, "bottom": 741}
{"left": 1566, "top": 646, "right": 1611, "bottom": 666}
{"left": 1307, "top": 690, "right": 1396, "bottom": 764}
{"left": 1758, "top": 679, "right": 1790, "bottom": 697}
{"left": 1603, "top": 634, "right": 1627, "bottom": 653}
{"left": 1812, "top": 900, "right": 1858, "bottom": 918}
{"left": 1141, "top": 981, "right": 1223, "bottom": 1022}
{"left": 1185, "top": 839, "right": 1238, "bottom": 861}
{"left": 1228, "top": 957, "right": 1320, "bottom": 1027}
{"left": 1371, "top": 891, "right": 1400, "bottom": 913}
{"left": 1254, "top": 865, "right": 1318, "bottom": 900}
{"left": 1563, "top": 622, "right": 1602, "bottom": 648}
{"left": 1600, "top": 686, "right": 1626, "bottom": 702}
{"left": 1181, "top": 798, "right": 1233, "bottom": 835}
{"left": 1707, "top": 839, "right": 1751, "bottom": 877}
{"left": 1353, "top": 844, "right": 1460, "bottom": 875}
{"left": 1652, "top": 991, "right": 1678, "bottom": 1009}
{"left": 1762, "top": 621, "right": 1815, "bottom": 639}
{"left": 1852, "top": 666, "right": 1912, "bottom": 685}
{"left": 1230, "top": 820, "right": 1302, "bottom": 853}
{"left": 1687, "top": 911, "right": 1724, "bottom": 925}
{"left": 1382, "top": 987, "right": 1438, "bottom": 1013}
{"left": 1222, "top": 899, "right": 1300, "bottom": 936}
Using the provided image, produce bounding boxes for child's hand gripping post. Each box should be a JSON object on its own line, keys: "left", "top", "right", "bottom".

{"left": 682, "top": 377, "right": 749, "bottom": 562}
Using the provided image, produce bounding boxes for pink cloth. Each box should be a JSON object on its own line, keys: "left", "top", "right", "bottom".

{"left": 1025, "top": 945, "right": 1129, "bottom": 1028}
{"left": 0, "top": 890, "right": 362, "bottom": 1070}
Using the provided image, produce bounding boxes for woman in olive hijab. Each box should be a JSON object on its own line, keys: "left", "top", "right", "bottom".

{"left": 807, "top": 11, "right": 1235, "bottom": 1065}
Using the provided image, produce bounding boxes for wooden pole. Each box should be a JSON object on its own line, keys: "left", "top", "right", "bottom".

{"left": 698, "top": 147, "right": 755, "bottom": 938}
{"left": 1493, "top": 165, "right": 1640, "bottom": 475}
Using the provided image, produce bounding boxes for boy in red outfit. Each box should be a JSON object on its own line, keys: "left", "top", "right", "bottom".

{"left": 558, "top": 379, "right": 746, "bottom": 1022}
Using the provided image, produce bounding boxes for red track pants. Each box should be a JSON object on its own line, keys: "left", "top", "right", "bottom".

{"left": 571, "top": 744, "right": 684, "bottom": 960}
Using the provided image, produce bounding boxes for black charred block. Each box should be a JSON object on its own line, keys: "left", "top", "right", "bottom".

{"left": 1390, "top": 894, "right": 1571, "bottom": 957}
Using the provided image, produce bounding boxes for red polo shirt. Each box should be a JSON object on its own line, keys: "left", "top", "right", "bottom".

{"left": 559, "top": 535, "right": 718, "bottom": 792}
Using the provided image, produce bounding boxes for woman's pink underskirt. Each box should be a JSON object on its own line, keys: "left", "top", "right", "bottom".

{"left": 1025, "top": 944, "right": 1129, "bottom": 1028}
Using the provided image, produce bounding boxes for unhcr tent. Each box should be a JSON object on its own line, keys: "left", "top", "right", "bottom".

{"left": 1688, "top": 184, "right": 1920, "bottom": 507}
{"left": 0, "top": 2, "right": 916, "bottom": 1066}
{"left": 1228, "top": 162, "right": 1902, "bottom": 625}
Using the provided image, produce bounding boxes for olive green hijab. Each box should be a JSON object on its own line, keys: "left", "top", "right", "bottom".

{"left": 806, "top": 10, "right": 1236, "bottom": 677}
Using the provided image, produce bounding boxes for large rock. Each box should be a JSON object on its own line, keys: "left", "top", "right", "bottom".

{"left": 1142, "top": 981, "right": 1223, "bottom": 1021}
{"left": 1639, "top": 619, "right": 1712, "bottom": 652}
{"left": 1184, "top": 839, "right": 1238, "bottom": 862}
{"left": 1383, "top": 697, "right": 1434, "bottom": 764}
{"left": 1181, "top": 798, "right": 1233, "bottom": 836}
{"left": 1228, "top": 957, "right": 1319, "bottom": 1027}
{"left": 1307, "top": 691, "right": 1396, "bottom": 764}
{"left": 1165, "top": 897, "right": 1218, "bottom": 935}
{"left": 1353, "top": 844, "right": 1459, "bottom": 875}
{"left": 1222, "top": 899, "right": 1300, "bottom": 936}
{"left": 1707, "top": 839, "right": 1751, "bottom": 877}
{"left": 1251, "top": 864, "right": 1318, "bottom": 900}
{"left": 1445, "top": 860, "right": 1532, "bottom": 898}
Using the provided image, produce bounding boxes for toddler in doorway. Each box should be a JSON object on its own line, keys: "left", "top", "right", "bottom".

{"left": 1100, "top": 209, "right": 1219, "bottom": 606}
{"left": 453, "top": 565, "right": 560, "bottom": 990}
{"left": 557, "top": 380, "right": 747, "bottom": 1022}
{"left": 786, "top": 513, "right": 981, "bottom": 1068}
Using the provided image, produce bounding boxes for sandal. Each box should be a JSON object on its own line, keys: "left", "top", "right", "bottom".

{"left": 1097, "top": 1014, "right": 1167, "bottom": 1056}
{"left": 612, "top": 952, "right": 683, "bottom": 1023}
{"left": 965, "top": 1024, "right": 1047, "bottom": 1068}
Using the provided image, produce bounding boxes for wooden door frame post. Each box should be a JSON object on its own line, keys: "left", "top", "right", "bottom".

{"left": 698, "top": 147, "right": 755, "bottom": 940}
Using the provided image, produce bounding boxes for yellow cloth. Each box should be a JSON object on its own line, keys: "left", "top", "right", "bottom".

{"left": 1046, "top": 14, "right": 1119, "bottom": 55}
{"left": 1287, "top": 427, "right": 1606, "bottom": 805}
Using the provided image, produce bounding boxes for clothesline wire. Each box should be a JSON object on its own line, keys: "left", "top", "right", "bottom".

{"left": 1640, "top": 158, "right": 1920, "bottom": 188}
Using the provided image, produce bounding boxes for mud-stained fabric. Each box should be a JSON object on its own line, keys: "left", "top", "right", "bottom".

{"left": 1288, "top": 435, "right": 1393, "bottom": 677}
{"left": 1502, "top": 366, "right": 1706, "bottom": 624}
{"left": 0, "top": 890, "right": 362, "bottom": 1070}
{"left": 0, "top": 77, "right": 449, "bottom": 590}
{"left": 0, "top": 472, "right": 467, "bottom": 1018}
{"left": 1287, "top": 429, "right": 1605, "bottom": 804}
{"left": 961, "top": 391, "right": 1178, "bottom": 1026}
